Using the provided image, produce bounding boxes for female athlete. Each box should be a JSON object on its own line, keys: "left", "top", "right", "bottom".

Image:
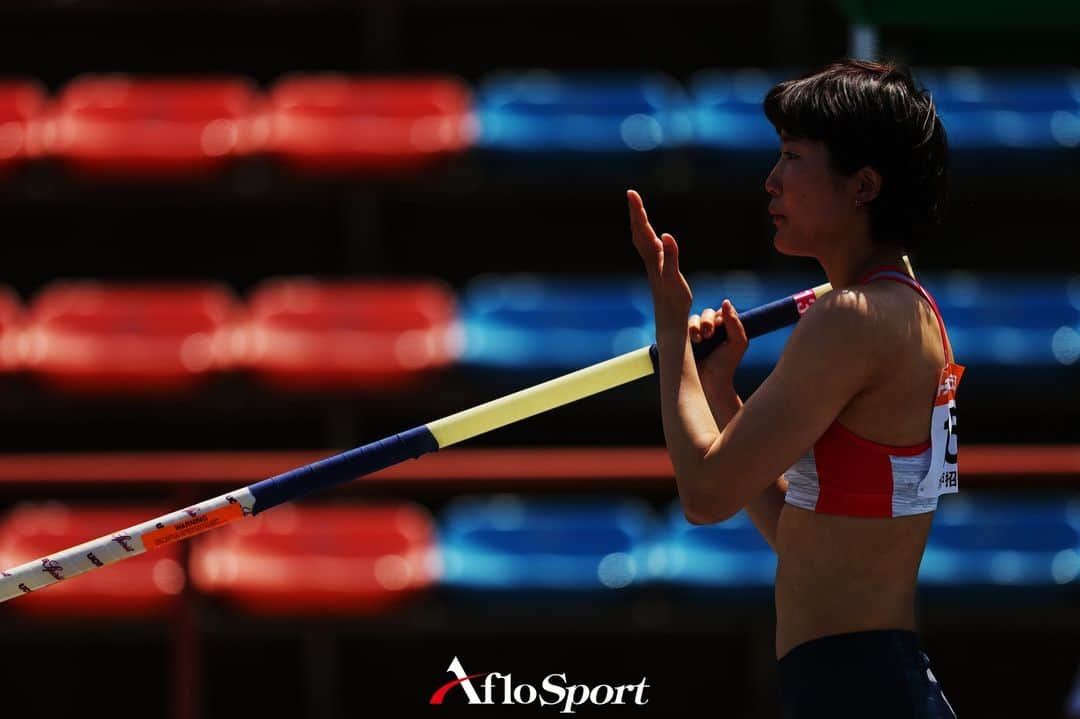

{"left": 628, "top": 58, "right": 960, "bottom": 718}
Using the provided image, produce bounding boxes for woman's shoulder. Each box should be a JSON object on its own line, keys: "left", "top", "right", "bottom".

{"left": 803, "top": 281, "right": 942, "bottom": 366}
{"left": 811, "top": 281, "right": 925, "bottom": 325}
{"left": 795, "top": 283, "right": 916, "bottom": 357}
{"left": 800, "top": 285, "right": 890, "bottom": 336}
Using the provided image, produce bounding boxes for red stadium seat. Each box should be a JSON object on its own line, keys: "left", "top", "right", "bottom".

{"left": 190, "top": 503, "right": 438, "bottom": 615}
{"left": 267, "top": 74, "right": 475, "bottom": 173}
{"left": 47, "top": 75, "right": 265, "bottom": 177}
{"left": 244, "top": 277, "right": 461, "bottom": 391}
{"left": 23, "top": 281, "right": 241, "bottom": 394}
{"left": 0, "top": 503, "right": 184, "bottom": 617}
{"left": 0, "top": 285, "right": 21, "bottom": 371}
{"left": 0, "top": 79, "right": 47, "bottom": 174}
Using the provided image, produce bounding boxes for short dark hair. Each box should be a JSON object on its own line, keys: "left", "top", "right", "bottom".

{"left": 763, "top": 58, "right": 949, "bottom": 255}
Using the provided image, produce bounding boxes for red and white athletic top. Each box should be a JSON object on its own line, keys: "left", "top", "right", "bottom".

{"left": 784, "top": 265, "right": 965, "bottom": 518}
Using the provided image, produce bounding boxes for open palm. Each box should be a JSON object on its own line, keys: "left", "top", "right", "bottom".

{"left": 627, "top": 189, "right": 692, "bottom": 331}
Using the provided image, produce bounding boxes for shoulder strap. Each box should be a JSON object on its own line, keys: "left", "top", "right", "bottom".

{"left": 856, "top": 263, "right": 911, "bottom": 284}
{"left": 859, "top": 268, "right": 954, "bottom": 364}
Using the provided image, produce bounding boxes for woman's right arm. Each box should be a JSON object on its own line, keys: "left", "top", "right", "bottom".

{"left": 698, "top": 378, "right": 787, "bottom": 550}
{"left": 691, "top": 303, "right": 786, "bottom": 550}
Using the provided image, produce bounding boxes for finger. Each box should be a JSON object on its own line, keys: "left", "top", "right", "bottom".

{"left": 721, "top": 300, "right": 749, "bottom": 346}
{"left": 627, "top": 190, "right": 660, "bottom": 257}
{"left": 660, "top": 233, "right": 679, "bottom": 282}
{"left": 627, "top": 189, "right": 652, "bottom": 226}
{"left": 700, "top": 307, "right": 717, "bottom": 338}
{"left": 639, "top": 236, "right": 663, "bottom": 279}
{"left": 627, "top": 189, "right": 654, "bottom": 236}
{"left": 688, "top": 314, "right": 701, "bottom": 342}
{"left": 629, "top": 221, "right": 662, "bottom": 278}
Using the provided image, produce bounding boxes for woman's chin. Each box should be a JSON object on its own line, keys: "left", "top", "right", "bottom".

{"left": 773, "top": 229, "right": 815, "bottom": 258}
{"left": 773, "top": 234, "right": 797, "bottom": 256}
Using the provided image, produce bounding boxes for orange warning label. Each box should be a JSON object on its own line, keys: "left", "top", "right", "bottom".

{"left": 143, "top": 503, "right": 245, "bottom": 549}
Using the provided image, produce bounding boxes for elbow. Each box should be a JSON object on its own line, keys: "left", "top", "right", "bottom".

{"left": 682, "top": 506, "right": 720, "bottom": 526}
{"left": 672, "top": 443, "right": 745, "bottom": 525}
{"left": 679, "top": 487, "right": 740, "bottom": 526}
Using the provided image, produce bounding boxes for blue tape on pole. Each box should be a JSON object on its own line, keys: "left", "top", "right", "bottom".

{"left": 248, "top": 425, "right": 440, "bottom": 514}
{"left": 689, "top": 294, "right": 801, "bottom": 362}
{"left": 648, "top": 293, "right": 803, "bottom": 373}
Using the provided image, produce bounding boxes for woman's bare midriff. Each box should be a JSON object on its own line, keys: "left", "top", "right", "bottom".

{"left": 774, "top": 503, "right": 934, "bottom": 660}
{"left": 769, "top": 277, "right": 946, "bottom": 660}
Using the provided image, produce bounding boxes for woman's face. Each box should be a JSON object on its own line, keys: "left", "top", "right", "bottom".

{"left": 764, "top": 132, "right": 857, "bottom": 257}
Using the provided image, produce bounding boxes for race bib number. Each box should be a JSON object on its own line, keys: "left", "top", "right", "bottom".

{"left": 918, "top": 362, "right": 964, "bottom": 498}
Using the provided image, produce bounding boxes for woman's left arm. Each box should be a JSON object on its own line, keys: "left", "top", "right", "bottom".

{"left": 628, "top": 190, "right": 882, "bottom": 523}
{"left": 689, "top": 294, "right": 881, "bottom": 520}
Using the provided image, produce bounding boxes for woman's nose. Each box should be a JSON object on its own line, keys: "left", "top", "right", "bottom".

{"left": 764, "top": 166, "right": 780, "bottom": 196}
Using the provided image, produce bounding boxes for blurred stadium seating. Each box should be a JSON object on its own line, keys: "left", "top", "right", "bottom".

{"left": 266, "top": 74, "right": 475, "bottom": 174}
{"left": 46, "top": 75, "right": 264, "bottom": 178}
{"left": 438, "top": 494, "right": 659, "bottom": 592}
{"left": 0, "top": 270, "right": 1074, "bottom": 382}
{"left": 189, "top": 502, "right": 438, "bottom": 615}
{"left": 0, "top": 80, "right": 45, "bottom": 174}
{"left": 920, "top": 493, "right": 1080, "bottom": 587}
{"left": 20, "top": 281, "right": 240, "bottom": 395}
{"left": 243, "top": 277, "right": 461, "bottom": 391}
{"left": 0, "top": 2, "right": 1076, "bottom": 718}
{"left": 659, "top": 502, "right": 778, "bottom": 589}
{"left": 0, "top": 66, "right": 1077, "bottom": 170}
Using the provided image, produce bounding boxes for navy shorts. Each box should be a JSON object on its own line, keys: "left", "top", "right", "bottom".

{"left": 777, "top": 629, "right": 957, "bottom": 718}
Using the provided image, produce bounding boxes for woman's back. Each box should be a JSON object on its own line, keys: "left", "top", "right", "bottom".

{"left": 773, "top": 271, "right": 949, "bottom": 659}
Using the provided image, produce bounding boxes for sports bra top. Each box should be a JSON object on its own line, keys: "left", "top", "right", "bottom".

{"left": 783, "top": 265, "right": 964, "bottom": 518}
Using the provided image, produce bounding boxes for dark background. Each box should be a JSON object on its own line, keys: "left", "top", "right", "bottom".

{"left": 0, "top": 1, "right": 1077, "bottom": 718}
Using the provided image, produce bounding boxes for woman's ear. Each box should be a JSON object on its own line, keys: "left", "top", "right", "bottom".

{"left": 854, "top": 165, "right": 883, "bottom": 205}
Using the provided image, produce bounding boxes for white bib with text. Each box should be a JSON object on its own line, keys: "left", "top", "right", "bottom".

{"left": 918, "top": 362, "right": 965, "bottom": 499}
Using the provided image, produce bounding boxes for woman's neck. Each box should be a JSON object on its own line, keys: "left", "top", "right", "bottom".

{"left": 822, "top": 244, "right": 911, "bottom": 289}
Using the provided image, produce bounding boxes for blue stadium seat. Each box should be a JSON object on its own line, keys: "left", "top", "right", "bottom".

{"left": 920, "top": 494, "right": 1080, "bottom": 586}
{"left": 475, "top": 71, "right": 693, "bottom": 152}
{"left": 459, "top": 271, "right": 1079, "bottom": 374}
{"left": 657, "top": 501, "right": 776, "bottom": 588}
{"left": 914, "top": 67, "right": 1080, "bottom": 150}
{"left": 706, "top": 270, "right": 1080, "bottom": 370}
{"left": 459, "top": 272, "right": 827, "bottom": 371}
{"left": 438, "top": 494, "right": 660, "bottom": 591}
{"left": 688, "top": 67, "right": 798, "bottom": 151}
{"left": 918, "top": 272, "right": 1080, "bottom": 368}
{"left": 690, "top": 66, "right": 1080, "bottom": 153}
{"left": 460, "top": 275, "right": 654, "bottom": 369}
